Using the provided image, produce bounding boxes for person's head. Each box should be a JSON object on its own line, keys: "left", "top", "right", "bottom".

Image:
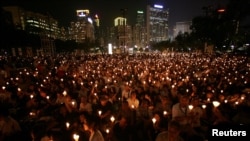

{"left": 191, "top": 97, "right": 200, "bottom": 107}
{"left": 179, "top": 95, "right": 189, "bottom": 107}
{"left": 83, "top": 114, "right": 99, "bottom": 132}
{"left": 80, "top": 95, "right": 88, "bottom": 103}
{"left": 168, "top": 120, "right": 182, "bottom": 138}
{"left": 140, "top": 99, "right": 149, "bottom": 108}
{"left": 118, "top": 116, "right": 128, "bottom": 128}
{"left": 100, "top": 95, "right": 108, "bottom": 105}
{"left": 161, "top": 95, "right": 170, "bottom": 104}
{"left": 121, "top": 101, "right": 129, "bottom": 110}
{"left": 130, "top": 91, "right": 137, "bottom": 99}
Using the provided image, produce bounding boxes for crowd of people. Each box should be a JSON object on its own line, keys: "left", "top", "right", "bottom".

{"left": 0, "top": 52, "right": 250, "bottom": 141}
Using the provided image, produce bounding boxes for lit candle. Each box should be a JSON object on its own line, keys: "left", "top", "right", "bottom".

{"left": 152, "top": 117, "right": 156, "bottom": 124}
{"left": 63, "top": 90, "right": 67, "bottom": 96}
{"left": 202, "top": 104, "right": 206, "bottom": 109}
{"left": 131, "top": 105, "right": 135, "bottom": 109}
{"left": 98, "top": 110, "right": 102, "bottom": 116}
{"left": 110, "top": 116, "right": 115, "bottom": 123}
{"left": 212, "top": 101, "right": 220, "bottom": 108}
{"left": 163, "top": 111, "right": 167, "bottom": 116}
{"left": 30, "top": 94, "right": 34, "bottom": 99}
{"left": 188, "top": 105, "right": 193, "bottom": 110}
{"left": 71, "top": 101, "right": 75, "bottom": 106}
{"left": 73, "top": 133, "right": 79, "bottom": 141}
{"left": 66, "top": 122, "right": 70, "bottom": 129}
{"left": 224, "top": 99, "right": 228, "bottom": 103}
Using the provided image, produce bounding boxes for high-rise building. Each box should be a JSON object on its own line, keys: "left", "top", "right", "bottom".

{"left": 136, "top": 10, "right": 145, "bottom": 26}
{"left": 173, "top": 21, "right": 192, "bottom": 39}
{"left": 68, "top": 9, "right": 95, "bottom": 43}
{"left": 146, "top": 4, "right": 169, "bottom": 45}
{"left": 2, "top": 6, "right": 62, "bottom": 56}
{"left": 114, "top": 17, "right": 131, "bottom": 53}
{"left": 133, "top": 10, "right": 147, "bottom": 49}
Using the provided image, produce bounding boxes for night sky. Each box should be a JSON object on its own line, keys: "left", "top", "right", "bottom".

{"left": 1, "top": 0, "right": 229, "bottom": 31}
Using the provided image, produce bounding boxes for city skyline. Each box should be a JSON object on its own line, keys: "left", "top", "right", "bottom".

{"left": 1, "top": 0, "right": 229, "bottom": 30}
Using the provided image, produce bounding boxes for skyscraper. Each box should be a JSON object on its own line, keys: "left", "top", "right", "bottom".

{"left": 146, "top": 4, "right": 169, "bottom": 45}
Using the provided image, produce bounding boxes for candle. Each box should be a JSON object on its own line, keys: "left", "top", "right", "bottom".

{"left": 152, "top": 117, "right": 156, "bottom": 124}
{"left": 73, "top": 133, "right": 79, "bottom": 141}
{"left": 63, "top": 90, "right": 67, "bottom": 96}
{"left": 131, "top": 105, "right": 135, "bottom": 109}
{"left": 202, "top": 104, "right": 206, "bottom": 109}
{"left": 188, "top": 105, "right": 193, "bottom": 110}
{"left": 212, "top": 101, "right": 220, "bottom": 107}
{"left": 106, "top": 129, "right": 110, "bottom": 134}
{"left": 224, "top": 99, "right": 228, "bottom": 103}
{"left": 163, "top": 111, "right": 167, "bottom": 116}
{"left": 110, "top": 116, "right": 115, "bottom": 123}
{"left": 66, "top": 122, "right": 70, "bottom": 129}
{"left": 98, "top": 110, "right": 102, "bottom": 116}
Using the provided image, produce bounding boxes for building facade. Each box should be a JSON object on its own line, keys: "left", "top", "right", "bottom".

{"left": 173, "top": 21, "right": 192, "bottom": 39}
{"left": 68, "top": 9, "right": 95, "bottom": 43}
{"left": 146, "top": 4, "right": 169, "bottom": 46}
{"left": 2, "top": 6, "right": 63, "bottom": 55}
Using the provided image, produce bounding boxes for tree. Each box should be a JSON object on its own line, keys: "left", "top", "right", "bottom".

{"left": 191, "top": 0, "right": 250, "bottom": 51}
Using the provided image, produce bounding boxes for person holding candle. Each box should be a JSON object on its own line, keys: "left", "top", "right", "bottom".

{"left": 127, "top": 91, "right": 139, "bottom": 109}
{"left": 189, "top": 97, "right": 203, "bottom": 128}
{"left": 83, "top": 114, "right": 104, "bottom": 141}
{"left": 111, "top": 115, "right": 132, "bottom": 141}
{"left": 172, "top": 95, "right": 191, "bottom": 126}
{"left": 155, "top": 120, "right": 184, "bottom": 141}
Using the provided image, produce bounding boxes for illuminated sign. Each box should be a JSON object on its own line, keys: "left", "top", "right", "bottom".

{"left": 154, "top": 4, "right": 163, "bottom": 9}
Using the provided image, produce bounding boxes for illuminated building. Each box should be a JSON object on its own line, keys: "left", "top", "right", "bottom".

{"left": 173, "top": 21, "right": 192, "bottom": 39}
{"left": 68, "top": 9, "right": 95, "bottom": 43}
{"left": 133, "top": 10, "right": 147, "bottom": 50}
{"left": 2, "top": 6, "right": 64, "bottom": 55}
{"left": 114, "top": 17, "right": 132, "bottom": 53}
{"left": 146, "top": 4, "right": 169, "bottom": 45}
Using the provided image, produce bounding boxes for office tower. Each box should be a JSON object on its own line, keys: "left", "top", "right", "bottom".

{"left": 146, "top": 4, "right": 169, "bottom": 45}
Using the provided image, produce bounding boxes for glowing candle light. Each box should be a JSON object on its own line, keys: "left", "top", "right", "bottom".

{"left": 73, "top": 133, "right": 79, "bottom": 141}
{"left": 207, "top": 98, "right": 210, "bottom": 102}
{"left": 110, "top": 116, "right": 115, "bottom": 123}
{"left": 71, "top": 101, "right": 75, "bottom": 106}
{"left": 202, "top": 104, "right": 206, "bottom": 109}
{"left": 224, "top": 99, "right": 228, "bottom": 103}
{"left": 131, "top": 105, "right": 135, "bottom": 109}
{"left": 163, "top": 111, "right": 167, "bottom": 116}
{"left": 152, "top": 117, "right": 156, "bottom": 124}
{"left": 30, "top": 94, "right": 34, "bottom": 99}
{"left": 188, "top": 105, "right": 193, "bottom": 110}
{"left": 63, "top": 90, "right": 67, "bottom": 96}
{"left": 212, "top": 101, "right": 220, "bottom": 108}
{"left": 106, "top": 129, "right": 110, "bottom": 134}
{"left": 98, "top": 110, "right": 102, "bottom": 116}
{"left": 66, "top": 122, "right": 70, "bottom": 129}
